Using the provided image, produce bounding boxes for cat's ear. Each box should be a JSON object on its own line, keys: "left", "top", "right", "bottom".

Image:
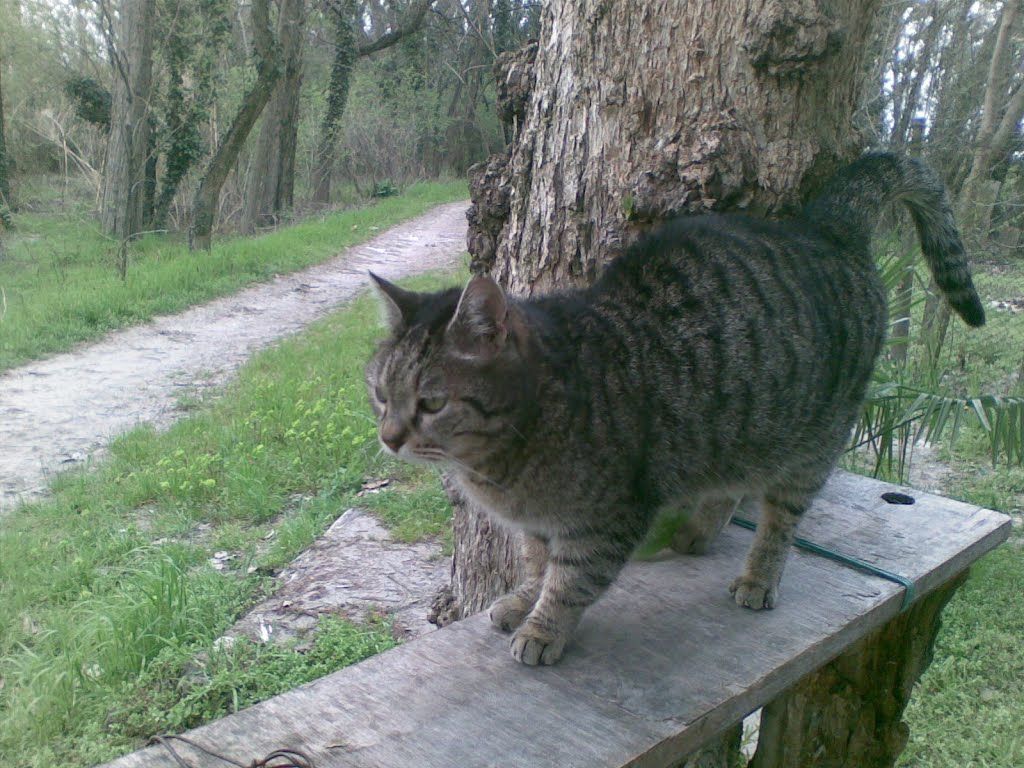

{"left": 447, "top": 275, "right": 508, "bottom": 358}
{"left": 369, "top": 272, "right": 418, "bottom": 332}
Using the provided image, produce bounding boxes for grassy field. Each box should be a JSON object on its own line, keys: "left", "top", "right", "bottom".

{"left": 0, "top": 179, "right": 467, "bottom": 372}
{"left": 0, "top": 273, "right": 458, "bottom": 767}
{"left": 0, "top": 238, "right": 1021, "bottom": 765}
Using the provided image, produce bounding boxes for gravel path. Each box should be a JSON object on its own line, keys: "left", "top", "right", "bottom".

{"left": 0, "top": 201, "right": 468, "bottom": 514}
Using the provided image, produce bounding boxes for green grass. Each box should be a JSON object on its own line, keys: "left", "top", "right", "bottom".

{"left": 899, "top": 545, "right": 1024, "bottom": 767}
{"left": 0, "top": 272, "right": 459, "bottom": 767}
{"left": 876, "top": 257, "right": 1024, "bottom": 766}
{"left": 0, "top": 179, "right": 467, "bottom": 372}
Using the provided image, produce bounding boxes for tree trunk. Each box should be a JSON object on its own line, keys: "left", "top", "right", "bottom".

{"left": 242, "top": 0, "right": 306, "bottom": 232}
{"left": 452, "top": 0, "right": 884, "bottom": 762}
{"left": 310, "top": 0, "right": 434, "bottom": 206}
{"left": 958, "top": 0, "right": 1023, "bottom": 246}
{"left": 748, "top": 573, "right": 966, "bottom": 768}
{"left": 311, "top": 1, "right": 358, "bottom": 206}
{"left": 99, "top": 0, "right": 156, "bottom": 241}
{"left": 0, "top": 49, "right": 10, "bottom": 208}
{"left": 190, "top": 0, "right": 281, "bottom": 250}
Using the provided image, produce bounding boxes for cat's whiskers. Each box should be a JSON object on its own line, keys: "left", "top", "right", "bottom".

{"left": 443, "top": 453, "right": 509, "bottom": 491}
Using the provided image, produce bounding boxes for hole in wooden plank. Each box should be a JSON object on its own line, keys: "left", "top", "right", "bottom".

{"left": 881, "top": 492, "right": 915, "bottom": 505}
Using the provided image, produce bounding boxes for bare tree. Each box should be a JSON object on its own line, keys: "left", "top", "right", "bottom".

{"left": 310, "top": 0, "right": 434, "bottom": 205}
{"left": 0, "top": 46, "right": 10, "bottom": 210}
{"left": 241, "top": 0, "right": 307, "bottom": 231}
{"left": 958, "top": 0, "right": 1024, "bottom": 243}
{"left": 99, "top": 0, "right": 156, "bottom": 241}
{"left": 190, "top": 0, "right": 282, "bottom": 250}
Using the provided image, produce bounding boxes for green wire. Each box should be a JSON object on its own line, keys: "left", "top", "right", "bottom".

{"left": 730, "top": 516, "right": 917, "bottom": 611}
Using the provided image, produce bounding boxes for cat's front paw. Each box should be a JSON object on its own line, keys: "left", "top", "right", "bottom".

{"left": 729, "top": 575, "right": 779, "bottom": 610}
{"left": 509, "top": 618, "right": 569, "bottom": 666}
{"left": 488, "top": 593, "right": 533, "bottom": 632}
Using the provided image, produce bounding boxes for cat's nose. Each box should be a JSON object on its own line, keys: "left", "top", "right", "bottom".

{"left": 380, "top": 421, "right": 407, "bottom": 452}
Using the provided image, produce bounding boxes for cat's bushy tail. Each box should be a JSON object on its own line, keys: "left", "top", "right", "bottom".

{"left": 803, "top": 152, "right": 985, "bottom": 327}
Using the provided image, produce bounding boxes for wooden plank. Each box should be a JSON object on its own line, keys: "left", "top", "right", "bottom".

{"left": 100, "top": 472, "right": 1010, "bottom": 768}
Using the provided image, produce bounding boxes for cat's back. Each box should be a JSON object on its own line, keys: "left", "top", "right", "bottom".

{"left": 595, "top": 212, "right": 863, "bottom": 304}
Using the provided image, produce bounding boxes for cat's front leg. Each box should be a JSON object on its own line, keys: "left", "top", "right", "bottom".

{"left": 510, "top": 529, "right": 634, "bottom": 666}
{"left": 730, "top": 491, "right": 804, "bottom": 609}
{"left": 488, "top": 532, "right": 548, "bottom": 632}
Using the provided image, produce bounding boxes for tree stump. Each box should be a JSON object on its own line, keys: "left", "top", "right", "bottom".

{"left": 678, "top": 724, "right": 745, "bottom": 768}
{"left": 749, "top": 572, "right": 967, "bottom": 768}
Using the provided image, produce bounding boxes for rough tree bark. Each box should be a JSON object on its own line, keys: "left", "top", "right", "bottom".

{"left": 241, "top": 0, "right": 307, "bottom": 231}
{"left": 448, "top": 0, "right": 897, "bottom": 764}
{"left": 99, "top": 0, "right": 156, "bottom": 241}
{"left": 310, "top": 0, "right": 434, "bottom": 206}
{"left": 190, "top": 0, "right": 281, "bottom": 250}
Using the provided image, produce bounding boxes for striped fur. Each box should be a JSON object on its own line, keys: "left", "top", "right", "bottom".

{"left": 365, "top": 153, "right": 984, "bottom": 666}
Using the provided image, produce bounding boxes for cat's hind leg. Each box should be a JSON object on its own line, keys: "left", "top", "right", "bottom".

{"left": 488, "top": 532, "right": 548, "bottom": 632}
{"left": 671, "top": 494, "right": 743, "bottom": 555}
{"left": 729, "top": 485, "right": 816, "bottom": 610}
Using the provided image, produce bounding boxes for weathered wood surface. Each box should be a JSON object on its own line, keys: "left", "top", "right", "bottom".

{"left": 101, "top": 471, "right": 1010, "bottom": 768}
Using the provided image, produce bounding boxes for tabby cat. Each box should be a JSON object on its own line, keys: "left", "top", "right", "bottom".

{"left": 365, "top": 153, "right": 985, "bottom": 666}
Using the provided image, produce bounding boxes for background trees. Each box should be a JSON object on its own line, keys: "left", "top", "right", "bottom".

{"left": 0, "top": 0, "right": 539, "bottom": 246}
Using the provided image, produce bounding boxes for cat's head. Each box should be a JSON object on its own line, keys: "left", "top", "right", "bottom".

{"left": 365, "top": 273, "right": 533, "bottom": 469}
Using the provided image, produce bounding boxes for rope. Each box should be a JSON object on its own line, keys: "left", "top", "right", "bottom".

{"left": 730, "top": 515, "right": 917, "bottom": 611}
{"left": 148, "top": 735, "right": 316, "bottom": 768}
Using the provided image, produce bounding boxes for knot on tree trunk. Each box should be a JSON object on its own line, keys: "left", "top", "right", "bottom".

{"left": 467, "top": 149, "right": 512, "bottom": 274}
{"left": 628, "top": 126, "right": 753, "bottom": 223}
{"left": 746, "top": 0, "right": 841, "bottom": 74}
{"left": 495, "top": 41, "right": 538, "bottom": 128}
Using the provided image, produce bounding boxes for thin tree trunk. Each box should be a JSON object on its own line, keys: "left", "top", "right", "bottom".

{"left": 311, "top": 1, "right": 357, "bottom": 206}
{"left": 958, "top": 0, "right": 1022, "bottom": 243}
{"left": 100, "top": 0, "right": 156, "bottom": 241}
{"left": 890, "top": 117, "right": 926, "bottom": 365}
{"left": 0, "top": 51, "right": 10, "bottom": 208}
{"left": 311, "top": 0, "right": 434, "bottom": 205}
{"left": 242, "top": 0, "right": 306, "bottom": 232}
{"left": 190, "top": 0, "right": 281, "bottom": 250}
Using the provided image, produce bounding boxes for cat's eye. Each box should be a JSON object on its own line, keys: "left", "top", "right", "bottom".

{"left": 374, "top": 387, "right": 387, "bottom": 404}
{"left": 418, "top": 395, "right": 448, "bottom": 414}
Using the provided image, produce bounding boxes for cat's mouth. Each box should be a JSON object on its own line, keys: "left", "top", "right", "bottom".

{"left": 396, "top": 444, "right": 448, "bottom": 466}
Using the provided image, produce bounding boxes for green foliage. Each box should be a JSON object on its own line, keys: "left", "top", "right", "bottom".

{"left": 63, "top": 75, "right": 111, "bottom": 129}
{"left": 852, "top": 241, "right": 1024, "bottom": 478}
{"left": 105, "top": 617, "right": 395, "bottom": 743}
{"left": 151, "top": 0, "right": 233, "bottom": 224}
{"left": 372, "top": 180, "right": 399, "bottom": 197}
{"left": 360, "top": 467, "right": 453, "bottom": 545}
{"left": 0, "top": 179, "right": 467, "bottom": 371}
{"left": 0, "top": 272, "right": 458, "bottom": 767}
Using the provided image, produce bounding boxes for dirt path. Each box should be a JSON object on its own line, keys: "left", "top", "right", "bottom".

{"left": 0, "top": 201, "right": 468, "bottom": 514}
